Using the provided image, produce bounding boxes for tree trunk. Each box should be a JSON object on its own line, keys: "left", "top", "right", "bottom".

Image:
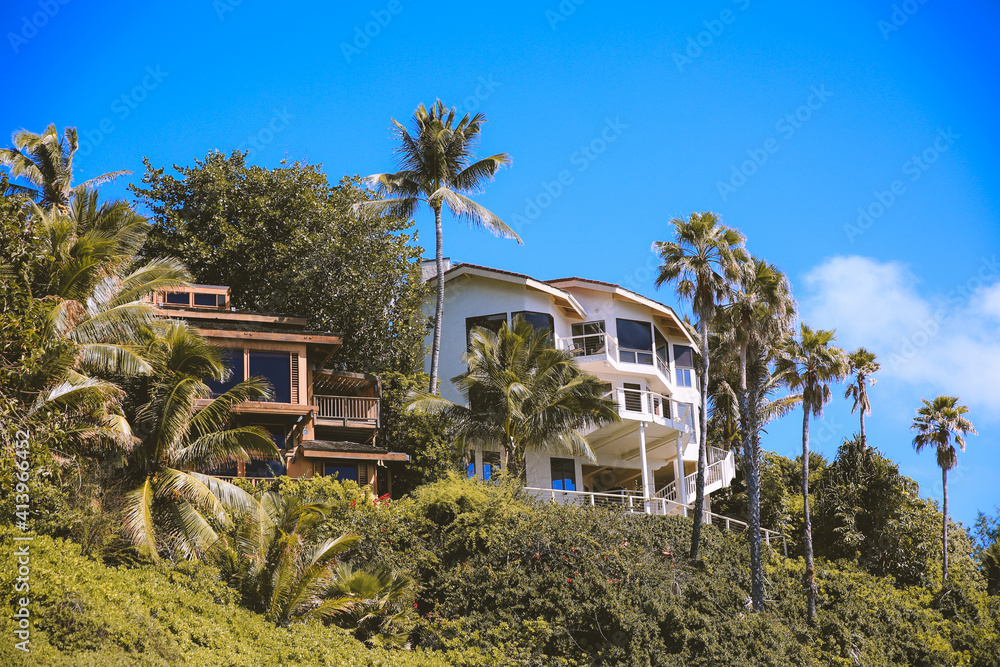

{"left": 942, "top": 466, "right": 949, "bottom": 584}
{"left": 740, "top": 347, "right": 765, "bottom": 612}
{"left": 860, "top": 410, "right": 866, "bottom": 451}
{"left": 689, "top": 318, "right": 709, "bottom": 560}
{"left": 802, "top": 405, "right": 816, "bottom": 624}
{"left": 429, "top": 205, "right": 445, "bottom": 394}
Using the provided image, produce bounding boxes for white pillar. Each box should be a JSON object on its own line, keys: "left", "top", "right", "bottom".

{"left": 639, "top": 421, "right": 651, "bottom": 514}
{"left": 675, "top": 436, "right": 688, "bottom": 507}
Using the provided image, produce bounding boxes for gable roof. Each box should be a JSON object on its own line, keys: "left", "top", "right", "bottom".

{"left": 428, "top": 262, "right": 588, "bottom": 318}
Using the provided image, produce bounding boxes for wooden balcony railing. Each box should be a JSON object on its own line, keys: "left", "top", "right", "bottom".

{"left": 313, "top": 395, "right": 380, "bottom": 427}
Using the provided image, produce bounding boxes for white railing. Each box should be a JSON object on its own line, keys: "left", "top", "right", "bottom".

{"left": 313, "top": 396, "right": 380, "bottom": 426}
{"left": 684, "top": 447, "right": 736, "bottom": 499}
{"left": 612, "top": 388, "right": 694, "bottom": 430}
{"left": 526, "top": 484, "right": 786, "bottom": 553}
{"left": 556, "top": 332, "right": 619, "bottom": 360}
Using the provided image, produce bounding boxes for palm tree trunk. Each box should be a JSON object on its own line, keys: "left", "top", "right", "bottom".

{"left": 429, "top": 205, "right": 445, "bottom": 394}
{"left": 740, "top": 347, "right": 764, "bottom": 612}
{"left": 802, "top": 405, "right": 816, "bottom": 624}
{"left": 690, "top": 318, "right": 709, "bottom": 560}
{"left": 942, "top": 466, "right": 949, "bottom": 584}
{"left": 860, "top": 410, "right": 866, "bottom": 451}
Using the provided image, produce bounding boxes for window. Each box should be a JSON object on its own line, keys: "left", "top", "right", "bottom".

{"left": 512, "top": 311, "right": 554, "bottom": 342}
{"left": 466, "top": 313, "right": 507, "bottom": 346}
{"left": 550, "top": 458, "right": 576, "bottom": 491}
{"left": 622, "top": 382, "right": 643, "bottom": 412}
{"left": 324, "top": 464, "right": 359, "bottom": 481}
{"left": 467, "top": 450, "right": 477, "bottom": 478}
{"left": 616, "top": 319, "right": 653, "bottom": 365}
{"left": 206, "top": 349, "right": 244, "bottom": 396}
{"left": 674, "top": 345, "right": 694, "bottom": 387}
{"left": 483, "top": 451, "right": 501, "bottom": 481}
{"left": 570, "top": 321, "right": 606, "bottom": 355}
{"left": 655, "top": 328, "right": 669, "bottom": 375}
{"left": 246, "top": 458, "right": 285, "bottom": 478}
{"left": 249, "top": 351, "right": 291, "bottom": 403}
{"left": 193, "top": 292, "right": 225, "bottom": 307}
{"left": 164, "top": 292, "right": 189, "bottom": 305}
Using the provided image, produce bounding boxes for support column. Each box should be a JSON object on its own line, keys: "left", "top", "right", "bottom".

{"left": 639, "top": 421, "right": 651, "bottom": 514}
{"left": 675, "top": 436, "right": 688, "bottom": 508}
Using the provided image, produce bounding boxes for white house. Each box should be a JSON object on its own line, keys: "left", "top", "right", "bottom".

{"left": 424, "top": 261, "right": 737, "bottom": 516}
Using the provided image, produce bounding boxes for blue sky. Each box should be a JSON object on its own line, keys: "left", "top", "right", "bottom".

{"left": 3, "top": 0, "right": 998, "bottom": 526}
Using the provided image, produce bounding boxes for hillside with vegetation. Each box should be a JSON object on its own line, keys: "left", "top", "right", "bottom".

{"left": 1, "top": 123, "right": 999, "bottom": 665}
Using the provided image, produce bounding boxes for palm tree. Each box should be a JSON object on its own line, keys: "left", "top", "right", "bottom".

{"left": 408, "top": 315, "right": 619, "bottom": 477}
{"left": 717, "top": 257, "right": 795, "bottom": 610}
{"left": 844, "top": 348, "right": 880, "bottom": 449}
{"left": 0, "top": 125, "right": 127, "bottom": 212}
{"left": 911, "top": 396, "right": 977, "bottom": 584}
{"left": 207, "top": 492, "right": 413, "bottom": 643}
{"left": 776, "top": 324, "right": 847, "bottom": 624}
{"left": 122, "top": 321, "right": 279, "bottom": 561}
{"left": 356, "top": 100, "right": 520, "bottom": 393}
{"left": 654, "top": 211, "right": 747, "bottom": 560}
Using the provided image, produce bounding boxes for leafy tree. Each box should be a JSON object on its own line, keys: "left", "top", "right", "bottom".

{"left": 408, "top": 316, "right": 619, "bottom": 477}
{"left": 654, "top": 211, "right": 748, "bottom": 560}
{"left": 844, "top": 347, "right": 880, "bottom": 449}
{"left": 121, "top": 321, "right": 277, "bottom": 561}
{"left": 132, "top": 151, "right": 427, "bottom": 375}
{"left": 775, "top": 323, "right": 847, "bottom": 624}
{"left": 357, "top": 100, "right": 520, "bottom": 393}
{"left": 0, "top": 124, "right": 127, "bottom": 212}
{"left": 716, "top": 256, "right": 795, "bottom": 610}
{"left": 911, "top": 395, "right": 977, "bottom": 583}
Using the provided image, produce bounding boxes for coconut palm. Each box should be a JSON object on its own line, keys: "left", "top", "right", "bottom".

{"left": 407, "top": 315, "right": 619, "bottom": 477}
{"left": 775, "top": 323, "right": 847, "bottom": 624}
{"left": 844, "top": 348, "right": 880, "bottom": 449}
{"left": 122, "top": 321, "right": 278, "bottom": 561}
{"left": 0, "top": 125, "right": 127, "bottom": 212}
{"left": 911, "top": 396, "right": 977, "bottom": 584}
{"left": 717, "top": 257, "right": 795, "bottom": 610}
{"left": 654, "top": 211, "right": 748, "bottom": 560}
{"left": 356, "top": 100, "right": 520, "bottom": 394}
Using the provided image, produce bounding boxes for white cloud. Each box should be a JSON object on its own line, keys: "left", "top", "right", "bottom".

{"left": 800, "top": 255, "right": 1000, "bottom": 413}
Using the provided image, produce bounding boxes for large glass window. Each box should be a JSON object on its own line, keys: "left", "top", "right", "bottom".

{"left": 466, "top": 313, "right": 507, "bottom": 346}
{"left": 655, "top": 328, "right": 669, "bottom": 375}
{"left": 622, "top": 382, "right": 643, "bottom": 412}
{"left": 193, "top": 292, "right": 225, "bottom": 307}
{"left": 206, "top": 349, "right": 244, "bottom": 396}
{"left": 512, "top": 311, "right": 554, "bottom": 342}
{"left": 164, "top": 292, "right": 189, "bottom": 305}
{"left": 467, "top": 450, "right": 477, "bottom": 478}
{"left": 246, "top": 458, "right": 285, "bottom": 478}
{"left": 570, "top": 321, "right": 606, "bottom": 355}
{"left": 249, "top": 351, "right": 291, "bottom": 403}
{"left": 324, "top": 464, "right": 359, "bottom": 481}
{"left": 482, "top": 451, "right": 501, "bottom": 481}
{"left": 616, "top": 319, "right": 653, "bottom": 365}
{"left": 674, "top": 345, "right": 694, "bottom": 387}
{"left": 550, "top": 457, "right": 576, "bottom": 491}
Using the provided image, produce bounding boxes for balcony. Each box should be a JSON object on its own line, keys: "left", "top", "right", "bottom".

{"left": 653, "top": 446, "right": 736, "bottom": 502}
{"left": 556, "top": 333, "right": 671, "bottom": 388}
{"left": 313, "top": 395, "right": 380, "bottom": 428}
{"left": 611, "top": 387, "right": 695, "bottom": 433}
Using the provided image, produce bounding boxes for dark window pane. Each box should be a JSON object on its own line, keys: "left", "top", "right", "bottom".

{"left": 551, "top": 457, "right": 576, "bottom": 491}
{"left": 193, "top": 292, "right": 219, "bottom": 307}
{"left": 205, "top": 349, "right": 244, "bottom": 396}
{"left": 466, "top": 313, "right": 507, "bottom": 346}
{"left": 324, "top": 464, "right": 358, "bottom": 481}
{"left": 616, "top": 319, "right": 652, "bottom": 351}
{"left": 165, "top": 292, "right": 189, "bottom": 305}
{"left": 513, "top": 311, "right": 554, "bottom": 341}
{"left": 467, "top": 450, "right": 476, "bottom": 478}
{"left": 674, "top": 345, "right": 694, "bottom": 369}
{"left": 483, "top": 451, "right": 501, "bottom": 481}
{"left": 655, "top": 329, "right": 668, "bottom": 364}
{"left": 623, "top": 383, "right": 643, "bottom": 412}
{"left": 246, "top": 458, "right": 285, "bottom": 478}
{"left": 249, "top": 351, "right": 291, "bottom": 403}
